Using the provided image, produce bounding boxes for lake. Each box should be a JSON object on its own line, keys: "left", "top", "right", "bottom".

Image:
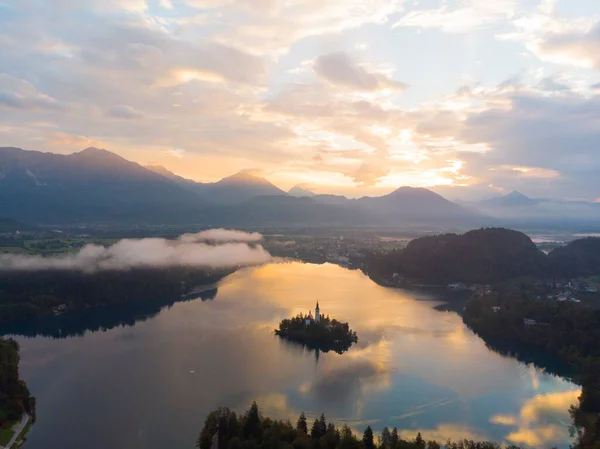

{"left": 6, "top": 262, "right": 579, "bottom": 449}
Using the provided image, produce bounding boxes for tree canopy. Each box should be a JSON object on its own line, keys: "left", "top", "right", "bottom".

{"left": 463, "top": 288, "right": 600, "bottom": 448}
{"left": 275, "top": 315, "right": 358, "bottom": 354}
{"left": 197, "top": 404, "right": 533, "bottom": 449}
{"left": 364, "top": 229, "right": 600, "bottom": 285}
{"left": 0, "top": 337, "right": 35, "bottom": 427}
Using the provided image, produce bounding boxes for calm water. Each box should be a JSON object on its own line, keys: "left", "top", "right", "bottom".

{"left": 7, "top": 263, "right": 579, "bottom": 449}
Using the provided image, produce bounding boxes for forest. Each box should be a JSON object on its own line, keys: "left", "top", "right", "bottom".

{"left": 275, "top": 315, "right": 358, "bottom": 354}
{"left": 364, "top": 228, "right": 600, "bottom": 285}
{"left": 0, "top": 268, "right": 230, "bottom": 326}
{"left": 197, "top": 402, "right": 524, "bottom": 449}
{"left": 0, "top": 338, "right": 35, "bottom": 429}
{"left": 463, "top": 284, "right": 600, "bottom": 449}
{"left": 547, "top": 237, "right": 600, "bottom": 278}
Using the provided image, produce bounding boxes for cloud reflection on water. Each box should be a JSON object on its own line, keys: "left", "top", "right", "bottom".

{"left": 12, "top": 262, "right": 579, "bottom": 449}
{"left": 490, "top": 389, "right": 580, "bottom": 447}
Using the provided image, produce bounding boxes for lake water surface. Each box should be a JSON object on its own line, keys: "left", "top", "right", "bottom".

{"left": 7, "top": 263, "right": 579, "bottom": 449}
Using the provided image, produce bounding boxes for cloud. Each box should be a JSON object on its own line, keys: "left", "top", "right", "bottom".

{"left": 394, "top": 0, "right": 516, "bottom": 33}
{"left": 179, "top": 229, "right": 263, "bottom": 243}
{"left": 440, "top": 85, "right": 600, "bottom": 200}
{"left": 0, "top": 74, "right": 64, "bottom": 111}
{"left": 0, "top": 230, "right": 270, "bottom": 272}
{"left": 1, "top": 0, "right": 599, "bottom": 202}
{"left": 535, "top": 22, "right": 600, "bottom": 68}
{"left": 183, "top": 0, "right": 405, "bottom": 54}
{"left": 107, "top": 105, "right": 144, "bottom": 119}
{"left": 490, "top": 389, "right": 580, "bottom": 447}
{"left": 499, "top": 4, "right": 600, "bottom": 69}
{"left": 309, "top": 358, "right": 388, "bottom": 402}
{"left": 158, "top": 0, "right": 174, "bottom": 9}
{"left": 352, "top": 160, "right": 390, "bottom": 186}
{"left": 314, "top": 52, "right": 408, "bottom": 91}
{"left": 535, "top": 76, "right": 570, "bottom": 91}
{"left": 0, "top": 92, "right": 63, "bottom": 111}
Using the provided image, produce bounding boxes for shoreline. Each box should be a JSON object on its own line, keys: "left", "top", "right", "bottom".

{"left": 0, "top": 414, "right": 30, "bottom": 449}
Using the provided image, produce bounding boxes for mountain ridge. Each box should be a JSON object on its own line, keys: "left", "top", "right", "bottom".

{"left": 0, "top": 146, "right": 483, "bottom": 227}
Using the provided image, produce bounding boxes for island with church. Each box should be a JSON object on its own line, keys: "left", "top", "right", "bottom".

{"left": 274, "top": 302, "right": 358, "bottom": 354}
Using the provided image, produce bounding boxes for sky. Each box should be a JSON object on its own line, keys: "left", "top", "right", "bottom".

{"left": 1, "top": 0, "right": 600, "bottom": 201}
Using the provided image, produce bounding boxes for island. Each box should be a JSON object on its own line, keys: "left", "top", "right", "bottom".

{"left": 274, "top": 302, "right": 358, "bottom": 354}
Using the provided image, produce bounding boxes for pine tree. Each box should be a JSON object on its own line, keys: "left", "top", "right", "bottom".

{"left": 311, "top": 418, "right": 322, "bottom": 439}
{"left": 391, "top": 427, "right": 399, "bottom": 449}
{"left": 414, "top": 432, "right": 425, "bottom": 449}
{"left": 380, "top": 427, "right": 392, "bottom": 449}
{"left": 296, "top": 412, "right": 308, "bottom": 434}
{"left": 340, "top": 425, "right": 353, "bottom": 441}
{"left": 362, "top": 426, "right": 375, "bottom": 449}
{"left": 318, "top": 414, "right": 327, "bottom": 436}
{"left": 242, "top": 401, "right": 261, "bottom": 440}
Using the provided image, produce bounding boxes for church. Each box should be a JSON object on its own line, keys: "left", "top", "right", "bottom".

{"left": 305, "top": 301, "right": 321, "bottom": 326}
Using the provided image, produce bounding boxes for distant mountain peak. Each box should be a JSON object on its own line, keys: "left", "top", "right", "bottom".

{"left": 479, "top": 190, "right": 537, "bottom": 208}
{"left": 199, "top": 171, "right": 287, "bottom": 204}
{"left": 79, "top": 147, "right": 111, "bottom": 155}
{"left": 220, "top": 171, "right": 272, "bottom": 185}
{"left": 387, "top": 186, "right": 443, "bottom": 199}
{"left": 289, "top": 185, "right": 315, "bottom": 197}
{"left": 506, "top": 190, "right": 529, "bottom": 199}
{"left": 73, "top": 147, "right": 127, "bottom": 163}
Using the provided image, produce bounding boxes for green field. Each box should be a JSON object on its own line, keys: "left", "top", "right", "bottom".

{"left": 0, "top": 237, "right": 121, "bottom": 256}
{"left": 0, "top": 422, "right": 15, "bottom": 446}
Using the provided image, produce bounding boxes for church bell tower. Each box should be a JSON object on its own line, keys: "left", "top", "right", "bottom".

{"left": 315, "top": 301, "right": 320, "bottom": 323}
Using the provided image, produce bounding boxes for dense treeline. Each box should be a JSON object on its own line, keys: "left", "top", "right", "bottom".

{"left": 2, "top": 286, "right": 219, "bottom": 339}
{"left": 0, "top": 268, "right": 230, "bottom": 326}
{"left": 275, "top": 315, "right": 358, "bottom": 354}
{"left": 463, "top": 286, "right": 600, "bottom": 448}
{"left": 197, "top": 403, "right": 523, "bottom": 449}
{"left": 364, "top": 228, "right": 599, "bottom": 285}
{"left": 0, "top": 338, "right": 35, "bottom": 427}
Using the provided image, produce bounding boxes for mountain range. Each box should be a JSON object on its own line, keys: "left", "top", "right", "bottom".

{"left": 0, "top": 147, "right": 485, "bottom": 227}
{"left": 1, "top": 146, "right": 598, "bottom": 228}
{"left": 469, "top": 190, "right": 600, "bottom": 225}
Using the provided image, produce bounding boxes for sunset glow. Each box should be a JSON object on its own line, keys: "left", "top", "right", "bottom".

{"left": 1, "top": 0, "right": 600, "bottom": 200}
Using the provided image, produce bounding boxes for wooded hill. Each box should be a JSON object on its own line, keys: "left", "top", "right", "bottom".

{"left": 364, "top": 228, "right": 599, "bottom": 284}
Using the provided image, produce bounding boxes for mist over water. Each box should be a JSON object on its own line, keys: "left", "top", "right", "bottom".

{"left": 8, "top": 263, "right": 578, "bottom": 449}
{"left": 0, "top": 229, "right": 271, "bottom": 272}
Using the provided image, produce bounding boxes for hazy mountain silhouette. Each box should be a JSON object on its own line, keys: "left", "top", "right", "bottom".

{"left": 479, "top": 191, "right": 538, "bottom": 208}
{"left": 199, "top": 171, "right": 288, "bottom": 204}
{"left": 310, "top": 187, "right": 480, "bottom": 225}
{"left": 145, "top": 164, "right": 205, "bottom": 193}
{"left": 288, "top": 185, "right": 315, "bottom": 197}
{"left": 202, "top": 195, "right": 365, "bottom": 226}
{"left": 357, "top": 187, "right": 479, "bottom": 223}
{"left": 0, "top": 147, "right": 206, "bottom": 223}
{"left": 0, "top": 147, "right": 484, "bottom": 227}
{"left": 473, "top": 190, "right": 600, "bottom": 226}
